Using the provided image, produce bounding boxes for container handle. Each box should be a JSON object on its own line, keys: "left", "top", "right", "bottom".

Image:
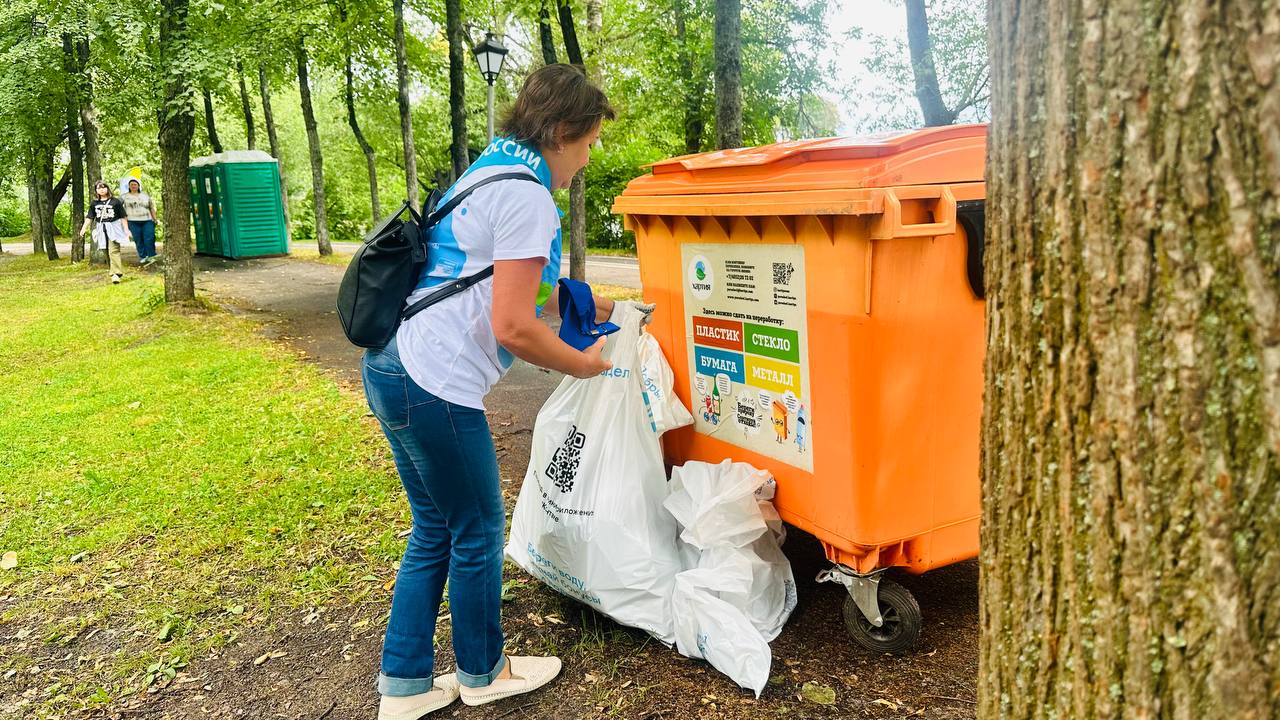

{"left": 869, "top": 186, "right": 957, "bottom": 239}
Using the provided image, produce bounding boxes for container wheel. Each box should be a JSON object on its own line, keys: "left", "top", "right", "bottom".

{"left": 842, "top": 578, "right": 921, "bottom": 654}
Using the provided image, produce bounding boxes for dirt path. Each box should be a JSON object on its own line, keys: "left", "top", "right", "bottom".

{"left": 121, "top": 256, "right": 979, "bottom": 719}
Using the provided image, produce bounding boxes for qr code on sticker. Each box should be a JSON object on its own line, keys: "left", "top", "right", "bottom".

{"left": 772, "top": 262, "right": 795, "bottom": 287}
{"left": 546, "top": 424, "right": 586, "bottom": 493}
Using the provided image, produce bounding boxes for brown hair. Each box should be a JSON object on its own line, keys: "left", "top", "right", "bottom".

{"left": 500, "top": 64, "right": 615, "bottom": 151}
{"left": 93, "top": 180, "right": 114, "bottom": 199}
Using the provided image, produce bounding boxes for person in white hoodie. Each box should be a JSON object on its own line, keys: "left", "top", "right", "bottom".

{"left": 121, "top": 178, "right": 159, "bottom": 265}
{"left": 77, "top": 181, "right": 129, "bottom": 284}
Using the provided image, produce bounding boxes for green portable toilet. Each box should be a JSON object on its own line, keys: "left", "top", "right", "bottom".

{"left": 189, "top": 151, "right": 288, "bottom": 259}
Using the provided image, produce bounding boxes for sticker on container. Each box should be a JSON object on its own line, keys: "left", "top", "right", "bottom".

{"left": 682, "top": 243, "right": 813, "bottom": 472}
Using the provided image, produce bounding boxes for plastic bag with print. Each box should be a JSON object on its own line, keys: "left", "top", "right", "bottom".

{"left": 506, "top": 302, "right": 683, "bottom": 644}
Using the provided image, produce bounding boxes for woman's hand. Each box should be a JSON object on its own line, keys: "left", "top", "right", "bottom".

{"left": 572, "top": 337, "right": 613, "bottom": 378}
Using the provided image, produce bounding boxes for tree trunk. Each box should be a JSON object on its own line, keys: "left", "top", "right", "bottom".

{"left": 258, "top": 65, "right": 291, "bottom": 237}
{"left": 238, "top": 62, "right": 256, "bottom": 150}
{"left": 555, "top": 0, "right": 588, "bottom": 280}
{"left": 37, "top": 152, "right": 58, "bottom": 260}
{"left": 203, "top": 87, "right": 224, "bottom": 154}
{"left": 296, "top": 40, "right": 332, "bottom": 256}
{"left": 538, "top": 0, "right": 559, "bottom": 65}
{"left": 445, "top": 0, "right": 469, "bottom": 181}
{"left": 557, "top": 0, "right": 584, "bottom": 68}
{"left": 673, "top": 0, "right": 706, "bottom": 155}
{"left": 712, "top": 0, "right": 742, "bottom": 149}
{"left": 346, "top": 49, "right": 381, "bottom": 226}
{"left": 981, "top": 2, "right": 1280, "bottom": 719}
{"left": 904, "top": 0, "right": 952, "bottom": 126}
{"left": 158, "top": 0, "right": 196, "bottom": 302}
{"left": 394, "top": 0, "right": 420, "bottom": 210}
{"left": 76, "top": 38, "right": 106, "bottom": 265}
{"left": 26, "top": 162, "right": 44, "bottom": 256}
{"left": 63, "top": 33, "right": 86, "bottom": 262}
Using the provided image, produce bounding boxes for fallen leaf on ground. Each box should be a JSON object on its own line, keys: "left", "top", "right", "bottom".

{"left": 544, "top": 615, "right": 565, "bottom": 624}
{"left": 0, "top": 552, "right": 16, "bottom": 570}
{"left": 228, "top": 605, "right": 245, "bottom": 615}
{"left": 127, "top": 401, "right": 142, "bottom": 409}
{"left": 872, "top": 698, "right": 899, "bottom": 710}
{"left": 69, "top": 551, "right": 88, "bottom": 563}
{"left": 801, "top": 682, "right": 836, "bottom": 705}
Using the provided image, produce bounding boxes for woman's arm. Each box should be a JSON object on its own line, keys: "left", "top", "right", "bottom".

{"left": 492, "top": 258, "right": 612, "bottom": 379}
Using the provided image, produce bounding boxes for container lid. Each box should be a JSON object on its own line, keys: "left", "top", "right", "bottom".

{"left": 191, "top": 150, "right": 279, "bottom": 167}
{"left": 619, "top": 123, "right": 987, "bottom": 196}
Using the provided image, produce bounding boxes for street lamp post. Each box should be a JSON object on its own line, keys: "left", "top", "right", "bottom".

{"left": 471, "top": 33, "right": 509, "bottom": 143}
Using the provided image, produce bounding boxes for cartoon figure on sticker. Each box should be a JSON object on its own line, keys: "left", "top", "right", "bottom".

{"left": 794, "top": 404, "right": 808, "bottom": 453}
{"left": 771, "top": 400, "right": 789, "bottom": 443}
{"left": 702, "top": 392, "right": 719, "bottom": 425}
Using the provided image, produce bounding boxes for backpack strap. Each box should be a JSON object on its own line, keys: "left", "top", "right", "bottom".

{"left": 401, "top": 172, "right": 545, "bottom": 323}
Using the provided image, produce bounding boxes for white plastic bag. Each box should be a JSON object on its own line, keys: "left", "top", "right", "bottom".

{"left": 671, "top": 564, "right": 772, "bottom": 697}
{"left": 506, "top": 303, "right": 684, "bottom": 644}
{"left": 638, "top": 333, "right": 694, "bottom": 436}
{"left": 664, "top": 460, "right": 798, "bottom": 693}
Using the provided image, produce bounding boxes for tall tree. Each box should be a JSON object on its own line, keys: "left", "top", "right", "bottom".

{"left": 445, "top": 0, "right": 468, "bottom": 181}
{"left": 904, "top": 0, "right": 949, "bottom": 126}
{"left": 237, "top": 62, "right": 256, "bottom": 150}
{"left": 981, "top": 1, "right": 1280, "bottom": 718}
{"left": 712, "top": 0, "right": 742, "bottom": 149}
{"left": 295, "top": 38, "right": 332, "bottom": 255}
{"left": 345, "top": 45, "right": 381, "bottom": 224}
{"left": 556, "top": 0, "right": 588, "bottom": 282}
{"left": 202, "top": 88, "right": 224, "bottom": 153}
{"left": 393, "top": 0, "right": 419, "bottom": 209}
{"left": 158, "top": 0, "right": 197, "bottom": 301}
{"left": 75, "top": 37, "right": 106, "bottom": 265}
{"left": 258, "top": 65, "right": 291, "bottom": 235}
{"left": 538, "top": 0, "right": 558, "bottom": 65}
{"left": 63, "top": 33, "right": 86, "bottom": 262}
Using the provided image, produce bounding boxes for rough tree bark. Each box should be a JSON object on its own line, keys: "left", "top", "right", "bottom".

{"left": 258, "top": 65, "right": 291, "bottom": 236}
{"left": 345, "top": 47, "right": 381, "bottom": 225}
{"left": 394, "top": 0, "right": 420, "bottom": 210}
{"left": 237, "top": 62, "right": 255, "bottom": 150}
{"left": 538, "top": 0, "right": 558, "bottom": 65}
{"left": 75, "top": 38, "right": 105, "bottom": 264}
{"left": 445, "top": 0, "right": 469, "bottom": 181}
{"left": 904, "top": 0, "right": 952, "bottom": 126}
{"left": 673, "top": 0, "right": 706, "bottom": 154}
{"left": 712, "top": 0, "right": 742, "bottom": 149}
{"left": 63, "top": 33, "right": 85, "bottom": 262}
{"left": 296, "top": 39, "right": 332, "bottom": 256}
{"left": 202, "top": 88, "right": 224, "bottom": 154}
{"left": 981, "top": 1, "right": 1280, "bottom": 719}
{"left": 158, "top": 0, "right": 196, "bottom": 301}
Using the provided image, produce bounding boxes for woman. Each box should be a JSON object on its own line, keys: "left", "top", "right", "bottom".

{"left": 78, "top": 181, "right": 129, "bottom": 284}
{"left": 364, "top": 65, "right": 642, "bottom": 720}
{"left": 121, "top": 178, "right": 159, "bottom": 265}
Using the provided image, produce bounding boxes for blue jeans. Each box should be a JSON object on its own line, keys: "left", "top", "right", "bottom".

{"left": 128, "top": 220, "right": 156, "bottom": 259}
{"left": 362, "top": 336, "right": 508, "bottom": 696}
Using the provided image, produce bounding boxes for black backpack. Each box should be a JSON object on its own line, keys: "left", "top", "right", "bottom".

{"left": 337, "top": 172, "right": 543, "bottom": 348}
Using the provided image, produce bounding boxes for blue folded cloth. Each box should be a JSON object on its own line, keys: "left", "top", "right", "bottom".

{"left": 557, "top": 278, "right": 620, "bottom": 350}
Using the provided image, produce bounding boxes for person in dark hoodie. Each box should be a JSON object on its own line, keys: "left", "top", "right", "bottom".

{"left": 121, "top": 178, "right": 159, "bottom": 265}
{"left": 77, "top": 181, "right": 129, "bottom": 284}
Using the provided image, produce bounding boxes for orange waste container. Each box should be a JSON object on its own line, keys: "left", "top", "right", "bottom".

{"left": 612, "top": 124, "right": 988, "bottom": 653}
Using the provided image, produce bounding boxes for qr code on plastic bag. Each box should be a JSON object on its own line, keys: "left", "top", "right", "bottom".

{"left": 545, "top": 424, "right": 586, "bottom": 493}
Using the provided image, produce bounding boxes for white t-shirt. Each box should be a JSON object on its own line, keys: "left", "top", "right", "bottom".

{"left": 396, "top": 154, "right": 561, "bottom": 410}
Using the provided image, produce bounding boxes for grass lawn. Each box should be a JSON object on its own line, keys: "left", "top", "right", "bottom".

{"left": 0, "top": 254, "right": 407, "bottom": 717}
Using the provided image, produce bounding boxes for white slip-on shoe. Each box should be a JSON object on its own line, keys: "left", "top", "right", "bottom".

{"left": 459, "top": 655, "right": 562, "bottom": 707}
{"left": 377, "top": 674, "right": 461, "bottom": 720}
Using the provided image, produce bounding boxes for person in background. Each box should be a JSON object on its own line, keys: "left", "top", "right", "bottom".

{"left": 121, "top": 178, "right": 159, "bottom": 265}
{"left": 78, "top": 181, "right": 129, "bottom": 284}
